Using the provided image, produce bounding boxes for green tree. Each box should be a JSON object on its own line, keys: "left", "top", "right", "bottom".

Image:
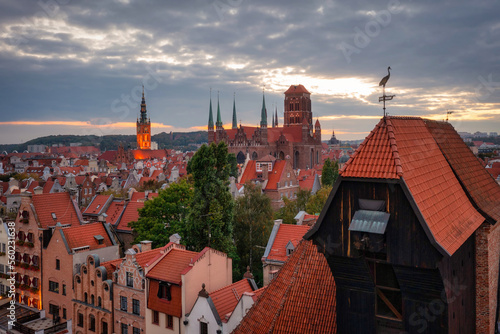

{"left": 306, "top": 186, "right": 333, "bottom": 215}
{"left": 227, "top": 153, "right": 238, "bottom": 178}
{"left": 185, "top": 142, "right": 235, "bottom": 254}
{"left": 274, "top": 189, "right": 312, "bottom": 224}
{"left": 321, "top": 158, "right": 339, "bottom": 187}
{"left": 234, "top": 182, "right": 274, "bottom": 285}
{"left": 129, "top": 179, "right": 193, "bottom": 249}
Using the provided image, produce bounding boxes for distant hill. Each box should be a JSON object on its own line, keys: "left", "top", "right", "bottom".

{"left": 0, "top": 131, "right": 208, "bottom": 154}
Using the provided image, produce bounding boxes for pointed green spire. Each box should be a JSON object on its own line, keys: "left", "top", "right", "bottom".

{"left": 232, "top": 93, "right": 237, "bottom": 129}
{"left": 216, "top": 91, "right": 222, "bottom": 127}
{"left": 208, "top": 90, "right": 214, "bottom": 129}
{"left": 260, "top": 92, "right": 267, "bottom": 127}
{"left": 275, "top": 106, "right": 278, "bottom": 127}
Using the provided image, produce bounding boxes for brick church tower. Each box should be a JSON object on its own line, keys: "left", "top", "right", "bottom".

{"left": 283, "top": 84, "right": 312, "bottom": 126}
{"left": 136, "top": 86, "right": 151, "bottom": 150}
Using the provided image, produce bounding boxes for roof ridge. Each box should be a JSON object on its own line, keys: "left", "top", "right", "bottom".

{"left": 385, "top": 117, "right": 404, "bottom": 176}
{"left": 340, "top": 120, "right": 382, "bottom": 173}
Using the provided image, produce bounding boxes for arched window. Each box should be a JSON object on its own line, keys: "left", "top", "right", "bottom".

{"left": 84, "top": 293, "right": 88, "bottom": 304}
{"left": 98, "top": 296, "right": 102, "bottom": 307}
{"left": 91, "top": 294, "right": 94, "bottom": 305}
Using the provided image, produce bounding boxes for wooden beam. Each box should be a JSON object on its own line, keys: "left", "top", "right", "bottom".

{"left": 376, "top": 287, "right": 402, "bottom": 320}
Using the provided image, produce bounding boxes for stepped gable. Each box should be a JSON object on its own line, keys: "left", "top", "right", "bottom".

{"left": 233, "top": 239, "right": 336, "bottom": 334}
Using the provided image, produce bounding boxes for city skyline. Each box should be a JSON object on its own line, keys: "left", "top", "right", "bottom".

{"left": 1, "top": 0, "right": 500, "bottom": 144}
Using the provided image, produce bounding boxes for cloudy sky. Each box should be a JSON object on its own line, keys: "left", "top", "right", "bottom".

{"left": 0, "top": 0, "right": 499, "bottom": 144}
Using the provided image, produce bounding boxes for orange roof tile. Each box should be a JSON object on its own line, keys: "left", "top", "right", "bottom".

{"left": 105, "top": 200, "right": 126, "bottom": 225}
{"left": 233, "top": 240, "right": 336, "bottom": 334}
{"left": 146, "top": 248, "right": 198, "bottom": 284}
{"left": 284, "top": 84, "right": 310, "bottom": 94}
{"left": 341, "top": 119, "right": 402, "bottom": 179}
{"left": 83, "top": 194, "right": 111, "bottom": 215}
{"left": 115, "top": 201, "right": 144, "bottom": 231}
{"left": 341, "top": 117, "right": 485, "bottom": 255}
{"left": 61, "top": 222, "right": 114, "bottom": 251}
{"left": 425, "top": 120, "right": 500, "bottom": 222}
{"left": 265, "top": 223, "right": 310, "bottom": 263}
{"left": 209, "top": 279, "right": 255, "bottom": 322}
{"left": 32, "top": 192, "right": 81, "bottom": 228}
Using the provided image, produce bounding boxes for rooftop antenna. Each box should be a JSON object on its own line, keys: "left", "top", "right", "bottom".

{"left": 446, "top": 110, "right": 454, "bottom": 122}
{"left": 378, "top": 66, "right": 395, "bottom": 118}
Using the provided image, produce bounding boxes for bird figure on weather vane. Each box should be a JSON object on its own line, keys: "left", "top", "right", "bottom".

{"left": 378, "top": 66, "right": 395, "bottom": 117}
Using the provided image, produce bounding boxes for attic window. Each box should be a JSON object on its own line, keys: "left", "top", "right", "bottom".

{"left": 94, "top": 235, "right": 104, "bottom": 245}
{"left": 349, "top": 210, "right": 390, "bottom": 235}
{"left": 158, "top": 282, "right": 171, "bottom": 301}
{"left": 349, "top": 199, "right": 390, "bottom": 254}
{"left": 51, "top": 213, "right": 57, "bottom": 220}
{"left": 286, "top": 241, "right": 295, "bottom": 256}
{"left": 96, "top": 204, "right": 100, "bottom": 209}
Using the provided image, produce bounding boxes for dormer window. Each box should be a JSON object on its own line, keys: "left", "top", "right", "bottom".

{"left": 158, "top": 282, "right": 171, "bottom": 301}
{"left": 286, "top": 241, "right": 295, "bottom": 256}
{"left": 94, "top": 235, "right": 104, "bottom": 245}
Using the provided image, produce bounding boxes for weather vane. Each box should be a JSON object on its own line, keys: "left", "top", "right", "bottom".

{"left": 378, "top": 66, "right": 395, "bottom": 117}
{"left": 446, "top": 110, "right": 454, "bottom": 122}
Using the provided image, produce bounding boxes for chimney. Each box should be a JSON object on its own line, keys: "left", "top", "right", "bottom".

{"left": 140, "top": 240, "right": 152, "bottom": 252}
{"left": 33, "top": 186, "right": 43, "bottom": 195}
{"left": 169, "top": 233, "right": 181, "bottom": 244}
{"left": 262, "top": 166, "right": 269, "bottom": 180}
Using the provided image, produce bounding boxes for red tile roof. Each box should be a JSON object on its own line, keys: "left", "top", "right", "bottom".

{"left": 115, "top": 201, "right": 144, "bottom": 231}
{"left": 105, "top": 200, "right": 126, "bottom": 225}
{"left": 32, "top": 192, "right": 81, "bottom": 228}
{"left": 61, "top": 222, "right": 114, "bottom": 251}
{"left": 100, "top": 243, "right": 171, "bottom": 279}
{"left": 233, "top": 240, "right": 336, "bottom": 334}
{"left": 425, "top": 120, "right": 500, "bottom": 222}
{"left": 239, "top": 160, "right": 289, "bottom": 191}
{"left": 209, "top": 279, "right": 255, "bottom": 322}
{"left": 266, "top": 224, "right": 310, "bottom": 263}
{"left": 146, "top": 248, "right": 198, "bottom": 284}
{"left": 341, "top": 117, "right": 485, "bottom": 255}
{"left": 130, "top": 191, "right": 159, "bottom": 202}
{"left": 284, "top": 84, "right": 310, "bottom": 94}
{"left": 83, "top": 195, "right": 111, "bottom": 215}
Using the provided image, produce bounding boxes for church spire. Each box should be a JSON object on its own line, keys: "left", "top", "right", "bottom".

{"left": 232, "top": 93, "right": 237, "bottom": 129}
{"left": 260, "top": 91, "right": 267, "bottom": 128}
{"left": 216, "top": 91, "right": 223, "bottom": 128}
{"left": 208, "top": 89, "right": 214, "bottom": 130}
{"left": 275, "top": 105, "right": 278, "bottom": 127}
{"left": 140, "top": 85, "right": 148, "bottom": 124}
{"left": 272, "top": 103, "right": 276, "bottom": 127}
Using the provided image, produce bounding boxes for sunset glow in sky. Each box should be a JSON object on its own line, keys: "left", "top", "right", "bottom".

{"left": 1, "top": 0, "right": 499, "bottom": 144}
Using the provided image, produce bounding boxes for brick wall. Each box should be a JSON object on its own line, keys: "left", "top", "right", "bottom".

{"left": 475, "top": 222, "right": 500, "bottom": 334}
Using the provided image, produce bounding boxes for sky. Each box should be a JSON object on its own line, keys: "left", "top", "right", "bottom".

{"left": 0, "top": 0, "right": 499, "bottom": 145}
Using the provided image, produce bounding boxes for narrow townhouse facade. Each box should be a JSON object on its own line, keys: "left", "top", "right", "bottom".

{"left": 43, "top": 222, "right": 119, "bottom": 325}
{"left": 15, "top": 192, "right": 81, "bottom": 310}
